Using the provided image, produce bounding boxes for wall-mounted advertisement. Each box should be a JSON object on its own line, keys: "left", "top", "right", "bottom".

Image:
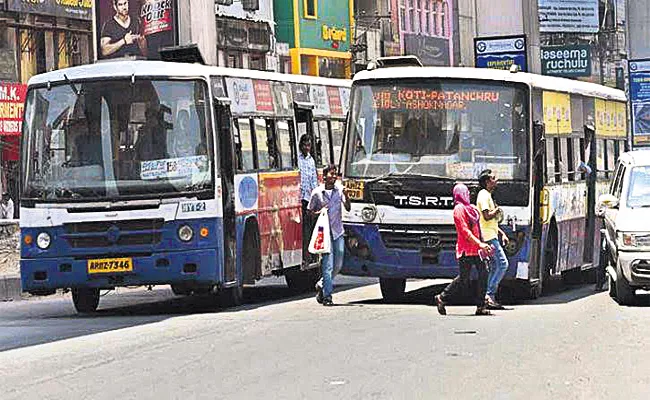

{"left": 541, "top": 45, "right": 592, "bottom": 77}
{"left": 474, "top": 35, "right": 527, "bottom": 72}
{"left": 7, "top": 0, "right": 92, "bottom": 20}
{"left": 538, "top": 0, "right": 599, "bottom": 33}
{"left": 629, "top": 59, "right": 650, "bottom": 147}
{"left": 95, "top": 0, "right": 179, "bottom": 60}
{"left": 0, "top": 82, "right": 27, "bottom": 137}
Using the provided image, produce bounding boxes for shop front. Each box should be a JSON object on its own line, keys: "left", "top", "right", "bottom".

{"left": 275, "top": 0, "right": 353, "bottom": 78}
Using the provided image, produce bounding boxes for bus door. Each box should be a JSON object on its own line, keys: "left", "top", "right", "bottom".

{"left": 583, "top": 125, "right": 597, "bottom": 264}
{"left": 215, "top": 100, "right": 237, "bottom": 283}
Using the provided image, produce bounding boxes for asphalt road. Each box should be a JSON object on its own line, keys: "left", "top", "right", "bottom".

{"left": 1, "top": 277, "right": 649, "bottom": 399}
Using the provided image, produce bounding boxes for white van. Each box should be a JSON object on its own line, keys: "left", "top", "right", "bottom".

{"left": 599, "top": 149, "right": 650, "bottom": 305}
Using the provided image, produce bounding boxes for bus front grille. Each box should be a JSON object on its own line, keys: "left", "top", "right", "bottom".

{"left": 63, "top": 219, "right": 164, "bottom": 248}
{"left": 378, "top": 224, "right": 457, "bottom": 251}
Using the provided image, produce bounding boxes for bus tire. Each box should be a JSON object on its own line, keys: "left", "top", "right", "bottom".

{"left": 379, "top": 278, "right": 406, "bottom": 302}
{"left": 615, "top": 263, "right": 635, "bottom": 306}
{"left": 219, "top": 284, "right": 244, "bottom": 308}
{"left": 72, "top": 288, "right": 100, "bottom": 313}
{"left": 285, "top": 268, "right": 318, "bottom": 293}
{"left": 541, "top": 226, "right": 557, "bottom": 295}
{"left": 170, "top": 284, "right": 192, "bottom": 296}
{"left": 242, "top": 224, "right": 261, "bottom": 285}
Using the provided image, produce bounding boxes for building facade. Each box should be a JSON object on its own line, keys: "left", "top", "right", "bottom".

{"left": 274, "top": 0, "right": 353, "bottom": 78}
{"left": 215, "top": 0, "right": 275, "bottom": 71}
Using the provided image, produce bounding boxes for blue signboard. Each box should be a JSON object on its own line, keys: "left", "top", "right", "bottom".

{"left": 474, "top": 35, "right": 527, "bottom": 72}
{"left": 628, "top": 60, "right": 650, "bottom": 147}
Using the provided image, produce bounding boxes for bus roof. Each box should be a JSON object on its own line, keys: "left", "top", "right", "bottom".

{"left": 26, "top": 60, "right": 351, "bottom": 88}
{"left": 353, "top": 66, "right": 626, "bottom": 102}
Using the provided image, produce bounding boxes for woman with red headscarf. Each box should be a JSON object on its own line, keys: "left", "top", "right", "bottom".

{"left": 435, "top": 183, "right": 493, "bottom": 316}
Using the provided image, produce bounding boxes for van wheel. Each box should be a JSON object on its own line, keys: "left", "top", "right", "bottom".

{"left": 608, "top": 273, "right": 616, "bottom": 299}
{"left": 615, "top": 263, "right": 635, "bottom": 305}
{"left": 72, "top": 288, "right": 100, "bottom": 313}
{"left": 379, "top": 278, "right": 406, "bottom": 302}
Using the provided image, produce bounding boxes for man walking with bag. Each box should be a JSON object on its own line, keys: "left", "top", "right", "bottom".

{"left": 308, "top": 164, "right": 351, "bottom": 306}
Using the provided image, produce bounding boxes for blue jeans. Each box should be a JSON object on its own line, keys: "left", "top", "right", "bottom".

{"left": 320, "top": 235, "right": 345, "bottom": 300}
{"left": 486, "top": 238, "right": 509, "bottom": 298}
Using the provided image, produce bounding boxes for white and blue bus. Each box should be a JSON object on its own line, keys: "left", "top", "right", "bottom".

{"left": 19, "top": 60, "right": 350, "bottom": 312}
{"left": 340, "top": 61, "right": 627, "bottom": 300}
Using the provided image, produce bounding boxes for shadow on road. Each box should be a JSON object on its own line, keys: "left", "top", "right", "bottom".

{"left": 0, "top": 277, "right": 375, "bottom": 352}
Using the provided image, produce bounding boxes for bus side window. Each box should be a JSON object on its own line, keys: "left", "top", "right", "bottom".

{"left": 236, "top": 118, "right": 255, "bottom": 171}
{"left": 232, "top": 119, "right": 243, "bottom": 171}
{"left": 566, "top": 138, "right": 575, "bottom": 182}
{"left": 606, "top": 140, "right": 616, "bottom": 179}
{"left": 596, "top": 139, "right": 606, "bottom": 179}
{"left": 319, "top": 120, "right": 332, "bottom": 165}
{"left": 313, "top": 120, "right": 323, "bottom": 167}
{"left": 276, "top": 120, "right": 294, "bottom": 169}
{"left": 253, "top": 118, "right": 271, "bottom": 170}
{"left": 331, "top": 120, "right": 344, "bottom": 166}
{"left": 546, "top": 138, "right": 556, "bottom": 183}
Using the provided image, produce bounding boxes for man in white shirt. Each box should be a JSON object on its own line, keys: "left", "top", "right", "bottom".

{"left": 477, "top": 170, "right": 509, "bottom": 309}
{"left": 1, "top": 192, "right": 14, "bottom": 219}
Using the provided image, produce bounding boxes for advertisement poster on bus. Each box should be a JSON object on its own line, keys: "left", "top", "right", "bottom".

{"left": 629, "top": 59, "right": 650, "bottom": 146}
{"left": 95, "top": 0, "right": 179, "bottom": 61}
{"left": 474, "top": 35, "right": 527, "bottom": 72}
{"left": 0, "top": 82, "right": 27, "bottom": 136}
{"left": 542, "top": 91, "right": 572, "bottom": 134}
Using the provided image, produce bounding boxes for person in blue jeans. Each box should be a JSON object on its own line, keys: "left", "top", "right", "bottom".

{"left": 308, "top": 164, "right": 351, "bottom": 306}
{"left": 476, "top": 169, "right": 510, "bottom": 309}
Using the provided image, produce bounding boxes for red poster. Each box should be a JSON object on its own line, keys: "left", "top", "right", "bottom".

{"left": 327, "top": 86, "right": 343, "bottom": 116}
{"left": 253, "top": 80, "right": 274, "bottom": 112}
{"left": 141, "top": 0, "right": 174, "bottom": 36}
{"left": 0, "top": 82, "right": 27, "bottom": 136}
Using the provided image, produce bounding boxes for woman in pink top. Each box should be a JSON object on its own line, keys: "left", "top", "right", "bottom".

{"left": 435, "top": 183, "right": 493, "bottom": 316}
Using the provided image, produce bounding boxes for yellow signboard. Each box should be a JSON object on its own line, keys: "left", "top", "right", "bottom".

{"left": 543, "top": 91, "right": 572, "bottom": 134}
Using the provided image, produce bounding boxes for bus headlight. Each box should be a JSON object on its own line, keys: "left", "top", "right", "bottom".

{"left": 178, "top": 225, "right": 194, "bottom": 242}
{"left": 361, "top": 206, "right": 377, "bottom": 222}
{"left": 36, "top": 232, "right": 51, "bottom": 249}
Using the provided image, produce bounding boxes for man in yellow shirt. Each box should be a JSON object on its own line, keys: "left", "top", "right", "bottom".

{"left": 477, "top": 169, "right": 510, "bottom": 309}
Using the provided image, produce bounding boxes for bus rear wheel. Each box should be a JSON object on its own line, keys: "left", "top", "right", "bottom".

{"left": 379, "top": 278, "right": 406, "bottom": 302}
{"left": 285, "top": 268, "right": 319, "bottom": 293}
{"left": 72, "top": 288, "right": 100, "bottom": 313}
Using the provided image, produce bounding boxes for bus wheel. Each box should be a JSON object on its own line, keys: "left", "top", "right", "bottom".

{"left": 379, "top": 278, "right": 406, "bottom": 303}
{"left": 285, "top": 269, "right": 315, "bottom": 293}
{"left": 72, "top": 288, "right": 100, "bottom": 313}
{"left": 219, "top": 284, "right": 244, "bottom": 307}
{"left": 170, "top": 284, "right": 192, "bottom": 296}
{"left": 541, "top": 230, "right": 557, "bottom": 295}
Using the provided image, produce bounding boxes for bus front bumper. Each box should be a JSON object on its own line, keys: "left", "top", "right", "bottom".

{"left": 20, "top": 248, "right": 220, "bottom": 293}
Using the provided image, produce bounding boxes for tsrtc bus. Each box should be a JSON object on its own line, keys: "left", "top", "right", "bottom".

{"left": 340, "top": 61, "right": 628, "bottom": 300}
{"left": 19, "top": 60, "right": 350, "bottom": 312}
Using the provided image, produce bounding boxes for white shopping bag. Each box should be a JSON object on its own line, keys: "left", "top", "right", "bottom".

{"left": 308, "top": 209, "right": 331, "bottom": 254}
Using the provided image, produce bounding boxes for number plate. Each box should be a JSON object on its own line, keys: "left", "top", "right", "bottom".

{"left": 87, "top": 258, "right": 133, "bottom": 274}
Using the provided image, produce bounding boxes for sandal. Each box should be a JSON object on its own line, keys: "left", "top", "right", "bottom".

{"left": 434, "top": 295, "right": 447, "bottom": 315}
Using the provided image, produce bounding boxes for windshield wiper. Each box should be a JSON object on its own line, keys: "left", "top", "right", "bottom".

{"left": 63, "top": 74, "right": 80, "bottom": 95}
{"left": 366, "top": 171, "right": 455, "bottom": 183}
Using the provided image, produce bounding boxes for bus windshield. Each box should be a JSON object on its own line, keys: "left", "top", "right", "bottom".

{"left": 22, "top": 79, "right": 213, "bottom": 202}
{"left": 345, "top": 80, "right": 529, "bottom": 181}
